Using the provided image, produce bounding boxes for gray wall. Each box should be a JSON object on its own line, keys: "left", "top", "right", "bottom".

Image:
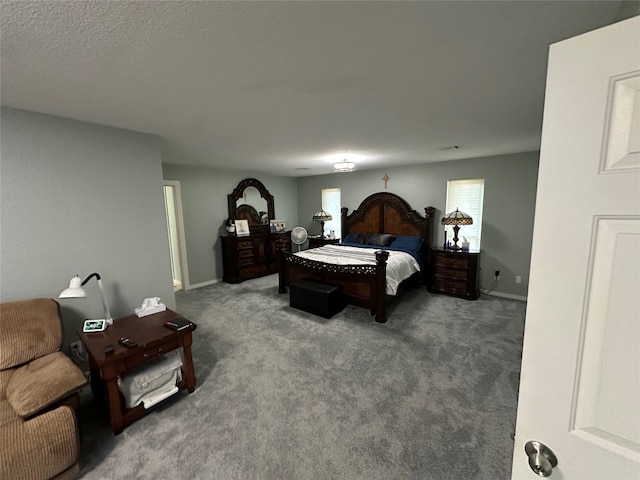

{"left": 162, "top": 164, "right": 298, "bottom": 285}
{"left": 297, "top": 152, "right": 539, "bottom": 298}
{"left": 0, "top": 108, "right": 175, "bottom": 345}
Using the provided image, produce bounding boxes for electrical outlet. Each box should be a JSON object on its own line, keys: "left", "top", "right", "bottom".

{"left": 515, "top": 275, "right": 522, "bottom": 284}
{"left": 494, "top": 270, "right": 500, "bottom": 280}
{"left": 70, "top": 341, "right": 82, "bottom": 356}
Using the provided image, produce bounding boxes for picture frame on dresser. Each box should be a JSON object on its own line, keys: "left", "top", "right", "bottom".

{"left": 235, "top": 219, "right": 250, "bottom": 237}
{"left": 270, "top": 220, "right": 286, "bottom": 233}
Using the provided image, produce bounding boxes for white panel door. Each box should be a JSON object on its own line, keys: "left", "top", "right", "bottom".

{"left": 512, "top": 16, "right": 640, "bottom": 479}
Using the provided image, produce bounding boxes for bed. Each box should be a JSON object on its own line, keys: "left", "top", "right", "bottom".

{"left": 278, "top": 192, "right": 435, "bottom": 323}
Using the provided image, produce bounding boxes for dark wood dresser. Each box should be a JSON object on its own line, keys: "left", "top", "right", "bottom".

{"left": 221, "top": 231, "right": 291, "bottom": 283}
{"left": 428, "top": 248, "right": 481, "bottom": 300}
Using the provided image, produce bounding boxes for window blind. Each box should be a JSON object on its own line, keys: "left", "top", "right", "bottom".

{"left": 321, "top": 188, "right": 341, "bottom": 239}
{"left": 445, "top": 179, "right": 484, "bottom": 249}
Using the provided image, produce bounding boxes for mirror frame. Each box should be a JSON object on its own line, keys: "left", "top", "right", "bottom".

{"left": 227, "top": 178, "right": 275, "bottom": 230}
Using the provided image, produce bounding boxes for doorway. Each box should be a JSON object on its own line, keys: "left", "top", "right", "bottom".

{"left": 163, "top": 181, "right": 188, "bottom": 291}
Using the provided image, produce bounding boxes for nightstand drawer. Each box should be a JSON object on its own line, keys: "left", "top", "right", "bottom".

{"left": 433, "top": 266, "right": 468, "bottom": 279}
{"left": 433, "top": 278, "right": 467, "bottom": 291}
{"left": 433, "top": 255, "right": 469, "bottom": 268}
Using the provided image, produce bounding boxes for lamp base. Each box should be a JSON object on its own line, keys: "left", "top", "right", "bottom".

{"left": 448, "top": 245, "right": 462, "bottom": 251}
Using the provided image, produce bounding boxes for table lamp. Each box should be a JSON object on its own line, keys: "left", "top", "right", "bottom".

{"left": 60, "top": 272, "right": 114, "bottom": 326}
{"left": 441, "top": 208, "right": 473, "bottom": 250}
{"left": 312, "top": 210, "right": 333, "bottom": 239}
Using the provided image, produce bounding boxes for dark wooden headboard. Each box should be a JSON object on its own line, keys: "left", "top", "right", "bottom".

{"left": 236, "top": 204, "right": 262, "bottom": 227}
{"left": 340, "top": 192, "right": 436, "bottom": 251}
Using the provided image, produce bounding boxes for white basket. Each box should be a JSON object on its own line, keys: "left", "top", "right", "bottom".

{"left": 117, "top": 350, "right": 183, "bottom": 409}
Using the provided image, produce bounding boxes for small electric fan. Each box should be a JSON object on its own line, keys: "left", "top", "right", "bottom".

{"left": 291, "top": 227, "right": 308, "bottom": 252}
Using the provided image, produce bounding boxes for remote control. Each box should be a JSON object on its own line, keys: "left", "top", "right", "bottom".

{"left": 118, "top": 337, "right": 137, "bottom": 348}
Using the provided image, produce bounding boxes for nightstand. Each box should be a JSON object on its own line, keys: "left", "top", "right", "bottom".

{"left": 428, "top": 248, "right": 480, "bottom": 300}
{"left": 308, "top": 236, "right": 340, "bottom": 249}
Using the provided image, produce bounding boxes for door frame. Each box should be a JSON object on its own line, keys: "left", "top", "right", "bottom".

{"left": 163, "top": 180, "right": 191, "bottom": 291}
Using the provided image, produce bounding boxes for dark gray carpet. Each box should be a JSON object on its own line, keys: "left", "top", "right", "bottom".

{"left": 76, "top": 274, "right": 525, "bottom": 479}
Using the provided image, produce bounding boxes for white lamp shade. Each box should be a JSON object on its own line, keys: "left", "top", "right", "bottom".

{"left": 59, "top": 275, "right": 87, "bottom": 298}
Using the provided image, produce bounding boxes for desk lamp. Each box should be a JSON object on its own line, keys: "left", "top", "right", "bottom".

{"left": 312, "top": 210, "right": 333, "bottom": 239}
{"left": 59, "top": 273, "right": 114, "bottom": 326}
{"left": 441, "top": 208, "right": 473, "bottom": 250}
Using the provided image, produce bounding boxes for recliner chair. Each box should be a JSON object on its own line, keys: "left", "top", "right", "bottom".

{"left": 0, "top": 298, "right": 87, "bottom": 480}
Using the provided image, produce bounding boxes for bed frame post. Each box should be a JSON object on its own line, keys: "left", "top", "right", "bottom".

{"left": 340, "top": 207, "right": 348, "bottom": 239}
{"left": 424, "top": 206, "right": 435, "bottom": 250}
{"left": 374, "top": 250, "right": 389, "bottom": 323}
{"left": 423, "top": 206, "right": 436, "bottom": 284}
{"left": 278, "top": 250, "right": 287, "bottom": 294}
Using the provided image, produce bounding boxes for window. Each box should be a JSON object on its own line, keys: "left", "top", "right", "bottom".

{"left": 445, "top": 179, "right": 484, "bottom": 250}
{"left": 321, "top": 188, "right": 341, "bottom": 239}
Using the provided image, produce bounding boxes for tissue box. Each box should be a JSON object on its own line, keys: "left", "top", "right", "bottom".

{"left": 117, "top": 350, "right": 182, "bottom": 409}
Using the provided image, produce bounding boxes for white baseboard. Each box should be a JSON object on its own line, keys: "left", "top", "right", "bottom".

{"left": 185, "top": 279, "right": 220, "bottom": 290}
{"left": 485, "top": 290, "right": 527, "bottom": 302}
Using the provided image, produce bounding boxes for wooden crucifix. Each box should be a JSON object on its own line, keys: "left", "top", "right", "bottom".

{"left": 382, "top": 174, "right": 390, "bottom": 189}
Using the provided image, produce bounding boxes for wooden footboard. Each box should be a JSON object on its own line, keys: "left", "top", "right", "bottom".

{"left": 279, "top": 249, "right": 390, "bottom": 323}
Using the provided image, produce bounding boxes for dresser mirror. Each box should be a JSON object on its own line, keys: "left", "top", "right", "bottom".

{"left": 227, "top": 178, "right": 275, "bottom": 231}
{"left": 237, "top": 186, "right": 269, "bottom": 224}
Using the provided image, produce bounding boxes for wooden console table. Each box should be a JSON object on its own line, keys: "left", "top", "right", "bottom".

{"left": 78, "top": 308, "right": 197, "bottom": 434}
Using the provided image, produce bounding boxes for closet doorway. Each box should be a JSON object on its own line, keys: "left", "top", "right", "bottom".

{"left": 163, "top": 181, "right": 188, "bottom": 291}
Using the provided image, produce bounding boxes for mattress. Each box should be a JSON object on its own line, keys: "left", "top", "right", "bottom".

{"left": 293, "top": 244, "right": 420, "bottom": 295}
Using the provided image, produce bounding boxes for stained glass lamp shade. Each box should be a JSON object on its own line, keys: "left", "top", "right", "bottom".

{"left": 441, "top": 208, "right": 473, "bottom": 250}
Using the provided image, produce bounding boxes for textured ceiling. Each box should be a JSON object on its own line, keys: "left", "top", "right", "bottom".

{"left": 1, "top": 1, "right": 636, "bottom": 176}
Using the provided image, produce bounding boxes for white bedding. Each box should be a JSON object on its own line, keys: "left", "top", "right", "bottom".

{"left": 293, "top": 244, "right": 420, "bottom": 295}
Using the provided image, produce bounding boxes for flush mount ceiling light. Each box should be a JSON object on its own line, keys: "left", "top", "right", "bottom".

{"left": 334, "top": 160, "right": 355, "bottom": 172}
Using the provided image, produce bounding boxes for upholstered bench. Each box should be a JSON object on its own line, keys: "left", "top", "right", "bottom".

{"left": 289, "top": 279, "right": 345, "bottom": 318}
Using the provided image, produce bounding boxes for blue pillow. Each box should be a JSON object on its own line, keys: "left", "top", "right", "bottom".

{"left": 389, "top": 235, "right": 424, "bottom": 253}
{"left": 342, "top": 233, "right": 359, "bottom": 243}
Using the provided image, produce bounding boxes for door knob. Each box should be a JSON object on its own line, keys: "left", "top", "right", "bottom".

{"left": 525, "top": 441, "right": 558, "bottom": 477}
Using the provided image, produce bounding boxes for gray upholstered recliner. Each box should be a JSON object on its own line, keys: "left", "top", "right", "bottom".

{"left": 0, "top": 298, "right": 87, "bottom": 480}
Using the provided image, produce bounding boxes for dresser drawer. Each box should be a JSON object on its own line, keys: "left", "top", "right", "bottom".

{"left": 239, "top": 264, "right": 268, "bottom": 278}
{"left": 238, "top": 257, "right": 255, "bottom": 266}
{"left": 433, "top": 255, "right": 469, "bottom": 268}
{"left": 237, "top": 240, "right": 254, "bottom": 249}
{"left": 238, "top": 249, "right": 254, "bottom": 258}
{"left": 125, "top": 337, "right": 181, "bottom": 370}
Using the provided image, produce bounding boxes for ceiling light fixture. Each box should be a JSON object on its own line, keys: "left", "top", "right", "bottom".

{"left": 334, "top": 160, "right": 355, "bottom": 172}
